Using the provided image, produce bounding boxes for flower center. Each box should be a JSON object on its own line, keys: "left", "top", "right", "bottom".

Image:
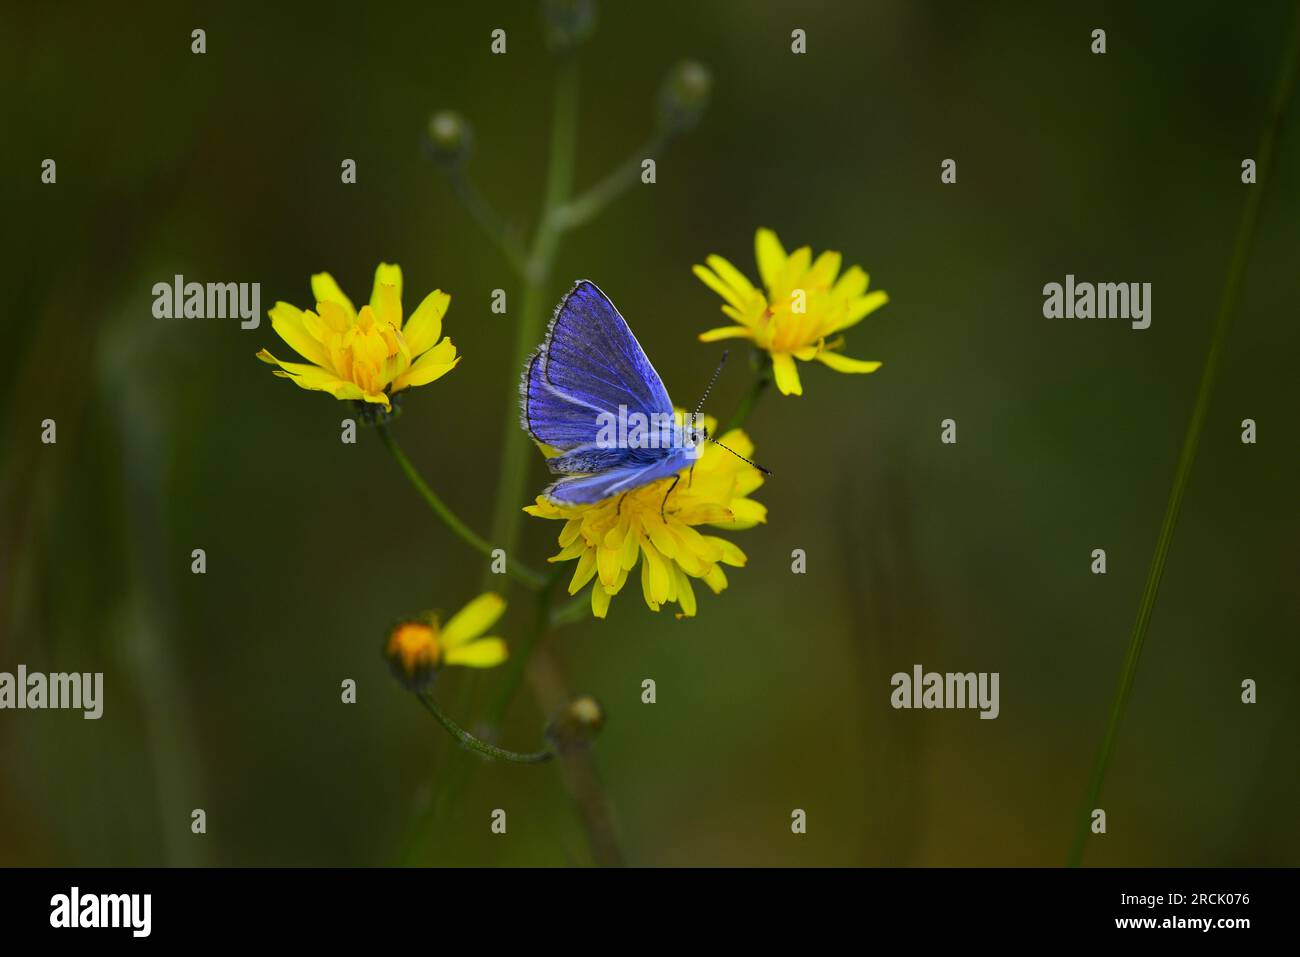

{"left": 338, "top": 306, "right": 406, "bottom": 393}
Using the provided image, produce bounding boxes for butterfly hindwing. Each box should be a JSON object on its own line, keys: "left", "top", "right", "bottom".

{"left": 544, "top": 453, "right": 692, "bottom": 506}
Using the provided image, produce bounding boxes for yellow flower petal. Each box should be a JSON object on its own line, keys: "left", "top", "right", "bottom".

{"left": 702, "top": 564, "right": 728, "bottom": 594}
{"left": 568, "top": 549, "right": 598, "bottom": 594}
{"left": 832, "top": 290, "right": 889, "bottom": 331}
{"left": 704, "top": 254, "right": 759, "bottom": 301}
{"left": 641, "top": 541, "right": 672, "bottom": 604}
{"left": 754, "top": 228, "right": 787, "bottom": 292}
{"left": 443, "top": 638, "right": 507, "bottom": 668}
{"left": 673, "top": 502, "right": 733, "bottom": 525}
{"left": 642, "top": 516, "right": 679, "bottom": 558}
{"left": 810, "top": 250, "right": 842, "bottom": 288}
{"left": 392, "top": 340, "right": 459, "bottom": 391}
{"left": 816, "top": 352, "right": 882, "bottom": 374}
{"left": 639, "top": 560, "right": 661, "bottom": 611}
{"left": 310, "top": 272, "right": 356, "bottom": 319}
{"left": 441, "top": 592, "right": 505, "bottom": 648}
{"left": 780, "top": 246, "right": 813, "bottom": 292}
{"left": 832, "top": 265, "right": 869, "bottom": 300}
{"left": 591, "top": 585, "right": 612, "bottom": 619}
{"left": 715, "top": 428, "right": 753, "bottom": 458}
{"left": 605, "top": 565, "right": 630, "bottom": 595}
{"left": 403, "top": 289, "right": 450, "bottom": 357}
{"left": 698, "top": 325, "right": 754, "bottom": 343}
{"left": 692, "top": 263, "right": 745, "bottom": 311}
{"left": 370, "top": 263, "right": 403, "bottom": 328}
{"left": 370, "top": 261, "right": 402, "bottom": 308}
{"left": 771, "top": 353, "right": 803, "bottom": 395}
{"left": 558, "top": 519, "right": 582, "bottom": 548}
{"left": 269, "top": 302, "right": 332, "bottom": 369}
{"left": 723, "top": 499, "right": 768, "bottom": 526}
{"left": 548, "top": 539, "right": 587, "bottom": 561}
{"left": 673, "top": 565, "right": 697, "bottom": 617}
{"left": 313, "top": 300, "right": 351, "bottom": 334}
{"left": 596, "top": 545, "right": 622, "bottom": 588}
{"left": 257, "top": 349, "right": 371, "bottom": 403}
{"left": 702, "top": 536, "right": 747, "bottom": 567}
{"left": 619, "top": 521, "right": 640, "bottom": 570}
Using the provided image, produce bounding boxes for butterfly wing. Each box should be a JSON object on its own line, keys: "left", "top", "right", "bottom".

{"left": 520, "top": 281, "right": 687, "bottom": 505}
{"left": 544, "top": 452, "right": 693, "bottom": 506}
{"left": 520, "top": 280, "right": 673, "bottom": 451}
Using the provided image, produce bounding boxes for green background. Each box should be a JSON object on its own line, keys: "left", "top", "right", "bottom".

{"left": 2, "top": 0, "right": 1297, "bottom": 866}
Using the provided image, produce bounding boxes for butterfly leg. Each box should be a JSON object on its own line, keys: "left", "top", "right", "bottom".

{"left": 660, "top": 474, "right": 681, "bottom": 521}
{"left": 687, "top": 462, "right": 697, "bottom": 488}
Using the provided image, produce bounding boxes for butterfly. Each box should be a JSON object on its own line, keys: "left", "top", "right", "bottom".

{"left": 520, "top": 280, "right": 760, "bottom": 507}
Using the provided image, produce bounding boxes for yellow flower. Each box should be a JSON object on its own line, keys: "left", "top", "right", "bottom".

{"left": 258, "top": 263, "right": 460, "bottom": 408}
{"left": 385, "top": 593, "right": 508, "bottom": 688}
{"left": 524, "top": 422, "right": 765, "bottom": 619}
{"left": 693, "top": 227, "right": 887, "bottom": 396}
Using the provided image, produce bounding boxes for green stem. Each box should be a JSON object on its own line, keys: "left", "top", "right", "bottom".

{"left": 415, "top": 690, "right": 552, "bottom": 764}
{"left": 721, "top": 355, "right": 772, "bottom": 434}
{"left": 376, "top": 424, "right": 547, "bottom": 591}
{"left": 549, "top": 592, "right": 591, "bottom": 628}
{"left": 481, "top": 54, "right": 580, "bottom": 593}
{"left": 1066, "top": 7, "right": 1300, "bottom": 868}
{"left": 487, "top": 578, "right": 556, "bottom": 726}
{"left": 446, "top": 168, "right": 528, "bottom": 276}
{"left": 427, "top": 48, "right": 643, "bottom": 868}
{"left": 553, "top": 134, "right": 666, "bottom": 231}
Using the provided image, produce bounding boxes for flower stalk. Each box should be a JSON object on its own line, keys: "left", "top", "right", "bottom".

{"left": 1065, "top": 6, "right": 1300, "bottom": 867}
{"left": 413, "top": 38, "right": 714, "bottom": 864}
{"left": 721, "top": 353, "right": 772, "bottom": 434}
{"left": 376, "top": 424, "right": 547, "bottom": 591}
{"left": 415, "top": 690, "right": 552, "bottom": 764}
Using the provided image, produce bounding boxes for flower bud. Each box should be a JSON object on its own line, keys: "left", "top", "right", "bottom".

{"left": 545, "top": 695, "right": 606, "bottom": 749}
{"left": 385, "top": 620, "right": 441, "bottom": 690}
{"left": 542, "top": 0, "right": 596, "bottom": 53}
{"left": 656, "top": 60, "right": 712, "bottom": 137}
{"left": 424, "top": 111, "right": 474, "bottom": 168}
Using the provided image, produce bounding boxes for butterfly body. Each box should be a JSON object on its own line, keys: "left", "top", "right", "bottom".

{"left": 521, "top": 281, "right": 699, "bottom": 505}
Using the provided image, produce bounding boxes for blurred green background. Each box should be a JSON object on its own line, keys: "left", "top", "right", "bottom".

{"left": 3, "top": 0, "right": 1298, "bottom": 867}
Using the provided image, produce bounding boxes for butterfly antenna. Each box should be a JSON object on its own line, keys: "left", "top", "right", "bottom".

{"left": 708, "top": 435, "right": 773, "bottom": 476}
{"left": 693, "top": 350, "right": 729, "bottom": 420}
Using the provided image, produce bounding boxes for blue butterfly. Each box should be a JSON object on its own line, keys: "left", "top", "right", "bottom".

{"left": 520, "top": 280, "right": 715, "bottom": 506}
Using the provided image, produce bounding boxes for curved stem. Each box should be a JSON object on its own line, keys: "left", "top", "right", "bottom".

{"left": 487, "top": 578, "right": 556, "bottom": 726}
{"left": 376, "top": 424, "right": 547, "bottom": 591}
{"left": 1066, "top": 6, "right": 1300, "bottom": 867}
{"left": 416, "top": 690, "right": 552, "bottom": 764}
